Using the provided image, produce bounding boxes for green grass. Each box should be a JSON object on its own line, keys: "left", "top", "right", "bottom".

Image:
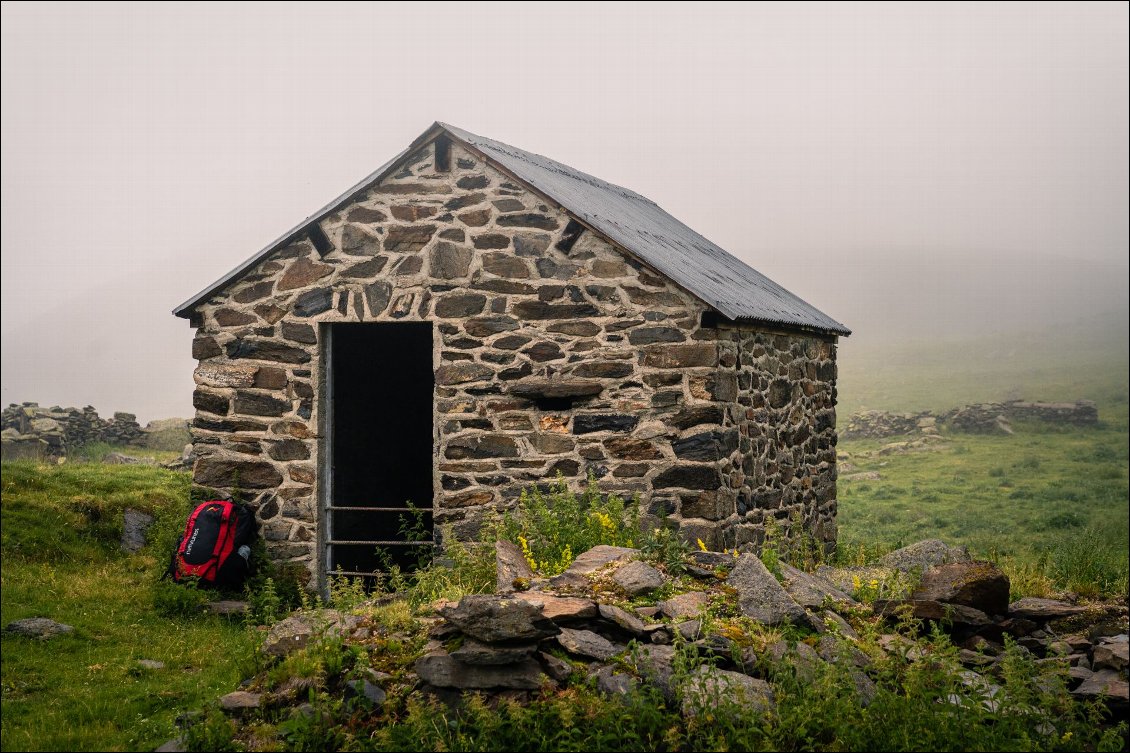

{"left": 1, "top": 461, "right": 258, "bottom": 752}
{"left": 67, "top": 441, "right": 183, "bottom": 465}
{"left": 837, "top": 417, "right": 1129, "bottom": 598}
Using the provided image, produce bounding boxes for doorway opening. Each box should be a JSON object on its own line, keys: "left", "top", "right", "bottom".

{"left": 322, "top": 323, "right": 434, "bottom": 586}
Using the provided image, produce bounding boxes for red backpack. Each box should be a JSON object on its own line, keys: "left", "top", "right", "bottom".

{"left": 169, "top": 500, "right": 257, "bottom": 589}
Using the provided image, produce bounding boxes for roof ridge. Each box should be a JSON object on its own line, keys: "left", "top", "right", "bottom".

{"left": 438, "top": 123, "right": 659, "bottom": 207}
{"left": 175, "top": 121, "right": 849, "bottom": 336}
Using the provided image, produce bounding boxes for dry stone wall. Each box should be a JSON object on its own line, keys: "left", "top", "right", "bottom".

{"left": 186, "top": 139, "right": 840, "bottom": 577}
{"left": 842, "top": 400, "right": 1099, "bottom": 440}
{"left": 0, "top": 402, "right": 145, "bottom": 461}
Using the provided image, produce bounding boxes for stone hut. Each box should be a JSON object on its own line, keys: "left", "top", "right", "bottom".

{"left": 174, "top": 123, "right": 850, "bottom": 590}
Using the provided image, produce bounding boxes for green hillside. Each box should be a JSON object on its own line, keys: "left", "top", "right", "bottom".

{"left": 0, "top": 461, "right": 256, "bottom": 752}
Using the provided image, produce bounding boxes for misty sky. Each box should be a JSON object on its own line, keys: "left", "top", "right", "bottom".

{"left": 2, "top": 2, "right": 1127, "bottom": 422}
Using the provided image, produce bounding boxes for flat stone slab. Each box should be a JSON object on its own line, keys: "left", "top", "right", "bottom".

{"left": 439, "top": 595, "right": 558, "bottom": 643}
{"left": 841, "top": 471, "right": 882, "bottom": 481}
{"left": 508, "top": 380, "right": 604, "bottom": 399}
{"left": 4, "top": 617, "right": 74, "bottom": 639}
{"left": 687, "top": 551, "right": 736, "bottom": 574}
{"left": 565, "top": 545, "right": 639, "bottom": 575}
{"left": 415, "top": 650, "right": 545, "bottom": 690}
{"left": 598, "top": 603, "right": 646, "bottom": 636}
{"left": 512, "top": 593, "right": 598, "bottom": 622}
{"left": 1007, "top": 597, "right": 1089, "bottom": 620}
{"left": 874, "top": 599, "right": 991, "bottom": 627}
{"left": 612, "top": 560, "right": 666, "bottom": 596}
{"left": 1072, "top": 669, "right": 1129, "bottom": 705}
{"left": 450, "top": 638, "right": 538, "bottom": 666}
{"left": 660, "top": 591, "right": 711, "bottom": 620}
{"left": 547, "top": 571, "right": 591, "bottom": 592}
{"left": 556, "top": 627, "right": 624, "bottom": 661}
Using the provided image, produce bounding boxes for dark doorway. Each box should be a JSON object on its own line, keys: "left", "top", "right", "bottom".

{"left": 324, "top": 323, "right": 434, "bottom": 580}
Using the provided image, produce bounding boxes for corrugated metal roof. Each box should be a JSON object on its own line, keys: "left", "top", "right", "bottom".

{"left": 175, "top": 122, "right": 849, "bottom": 336}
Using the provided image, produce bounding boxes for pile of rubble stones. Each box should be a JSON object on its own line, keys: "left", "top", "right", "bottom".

{"left": 195, "top": 538, "right": 1126, "bottom": 736}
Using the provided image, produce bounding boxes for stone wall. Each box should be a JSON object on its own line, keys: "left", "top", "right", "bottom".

{"left": 842, "top": 400, "right": 1099, "bottom": 440}
{"left": 719, "top": 330, "right": 838, "bottom": 553}
{"left": 185, "top": 138, "right": 840, "bottom": 580}
{"left": 995, "top": 400, "right": 1098, "bottom": 427}
{"left": 841, "top": 411, "right": 935, "bottom": 440}
{"left": 0, "top": 403, "right": 145, "bottom": 461}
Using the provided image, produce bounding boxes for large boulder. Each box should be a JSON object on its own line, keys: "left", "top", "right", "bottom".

{"left": 1007, "top": 597, "right": 1089, "bottom": 620}
{"left": 911, "top": 562, "right": 1009, "bottom": 616}
{"left": 439, "top": 595, "right": 558, "bottom": 643}
{"left": 727, "top": 554, "right": 806, "bottom": 625}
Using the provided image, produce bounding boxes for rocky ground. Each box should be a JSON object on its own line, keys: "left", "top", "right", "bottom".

{"left": 119, "top": 538, "right": 1129, "bottom": 750}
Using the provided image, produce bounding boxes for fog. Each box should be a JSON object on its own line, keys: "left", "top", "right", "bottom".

{"left": 2, "top": 2, "right": 1126, "bottom": 422}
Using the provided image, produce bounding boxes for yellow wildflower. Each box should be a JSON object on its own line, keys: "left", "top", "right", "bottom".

{"left": 517, "top": 536, "right": 538, "bottom": 572}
